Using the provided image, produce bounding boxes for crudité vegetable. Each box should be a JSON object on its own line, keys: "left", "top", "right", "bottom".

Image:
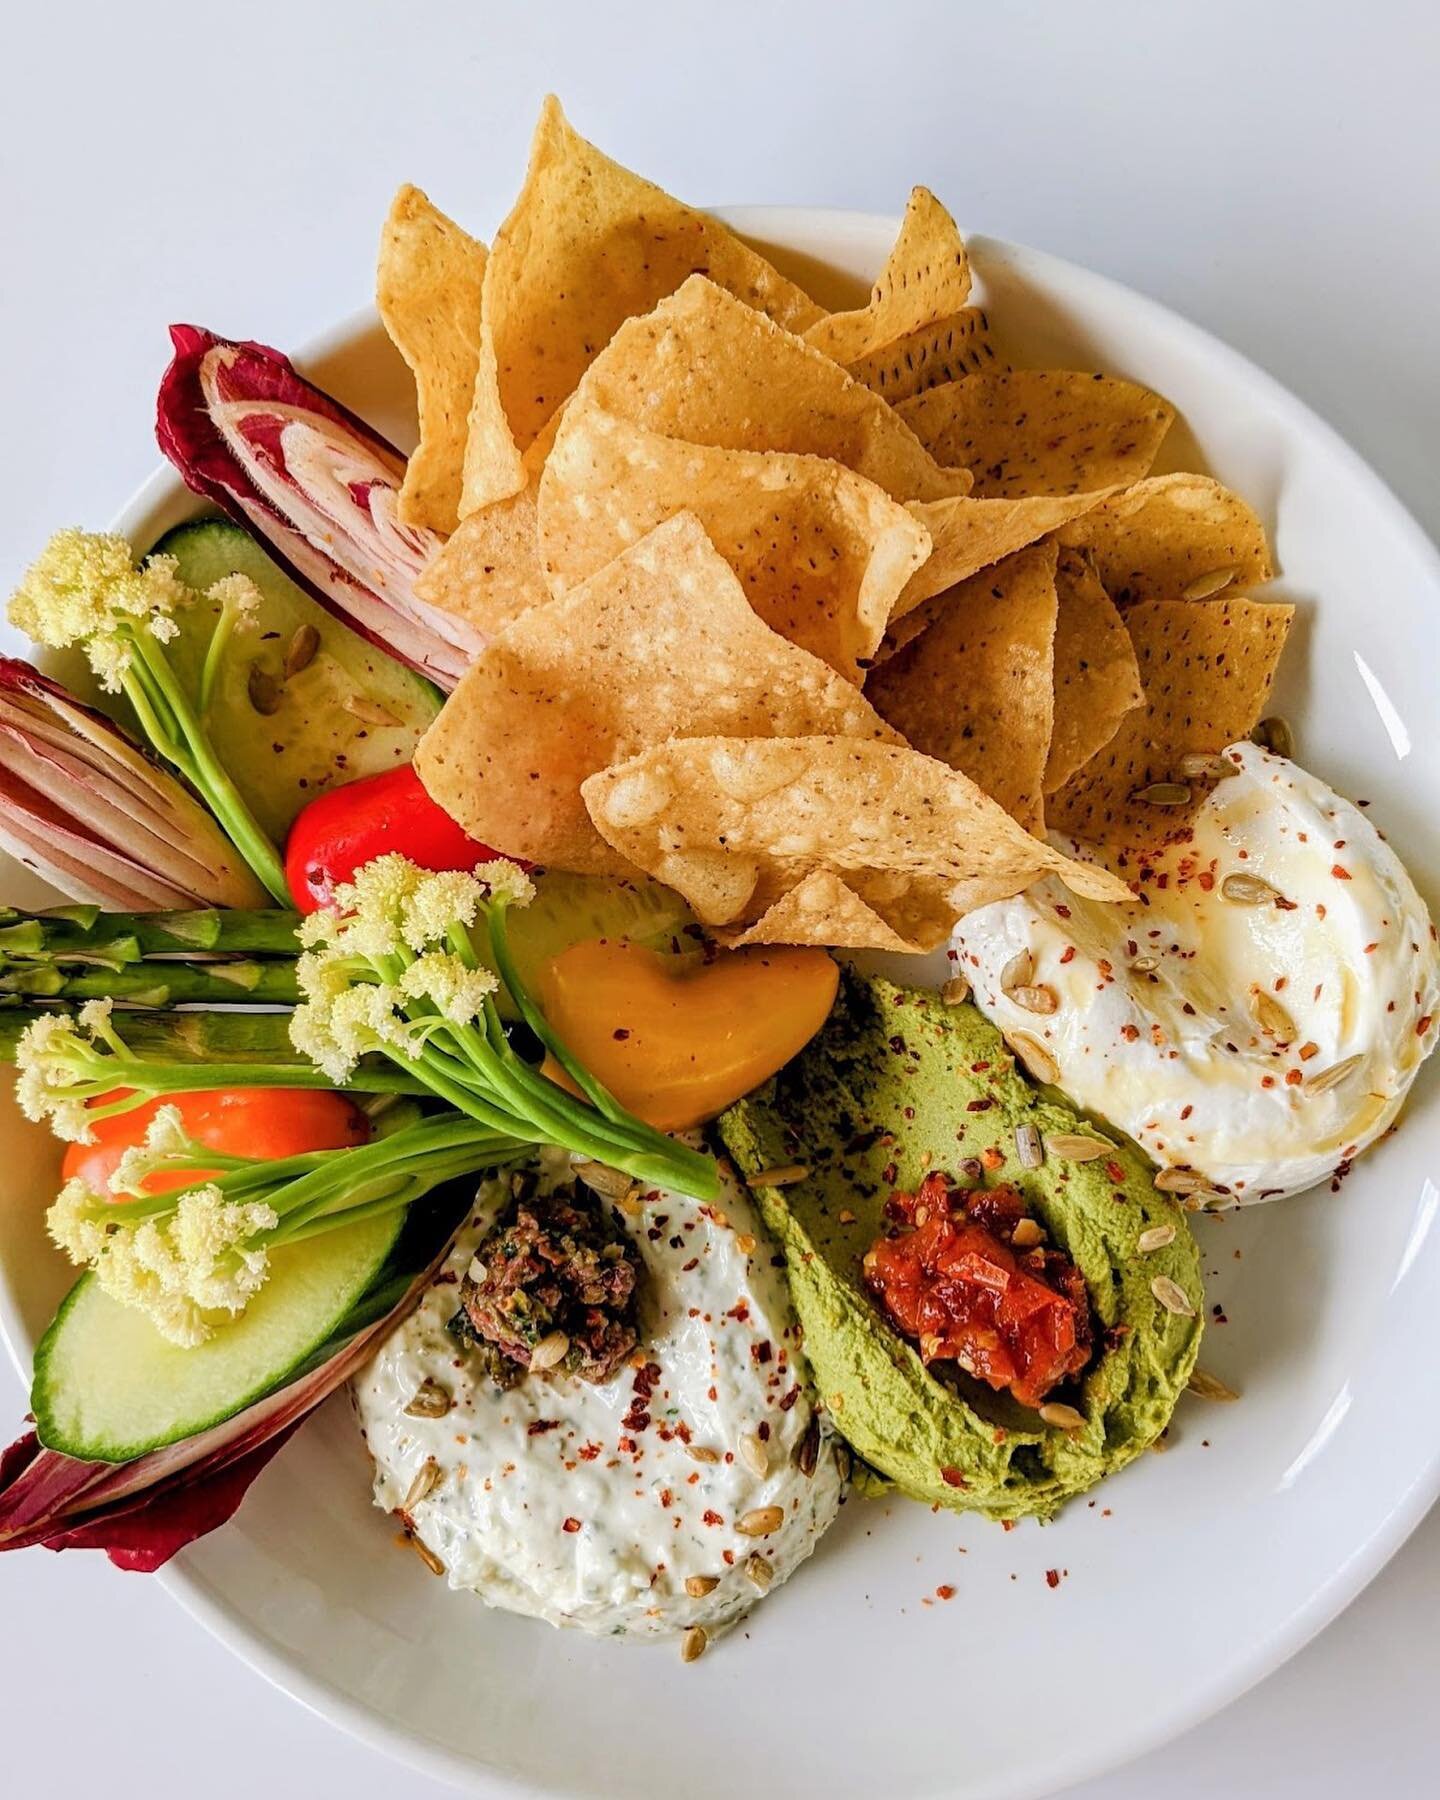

{"left": 156, "top": 327, "right": 482, "bottom": 688}
{"left": 0, "top": 658, "right": 265, "bottom": 910}
{"left": 9, "top": 531, "right": 290, "bottom": 902}
{"left": 285, "top": 764, "right": 507, "bottom": 912}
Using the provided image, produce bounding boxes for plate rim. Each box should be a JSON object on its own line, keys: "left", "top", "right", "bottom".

{"left": 3, "top": 202, "right": 1439, "bottom": 1800}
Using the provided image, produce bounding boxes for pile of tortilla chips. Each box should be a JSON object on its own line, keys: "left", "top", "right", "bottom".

{"left": 378, "top": 96, "right": 1294, "bottom": 951}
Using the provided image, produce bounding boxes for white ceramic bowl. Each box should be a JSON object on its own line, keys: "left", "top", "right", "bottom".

{"left": 3, "top": 208, "right": 1439, "bottom": 1800}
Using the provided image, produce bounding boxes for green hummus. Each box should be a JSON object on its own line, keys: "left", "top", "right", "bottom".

{"left": 719, "top": 972, "right": 1203, "bottom": 1520}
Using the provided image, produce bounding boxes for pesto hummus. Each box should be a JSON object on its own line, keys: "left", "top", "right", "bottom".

{"left": 720, "top": 972, "right": 1203, "bottom": 1520}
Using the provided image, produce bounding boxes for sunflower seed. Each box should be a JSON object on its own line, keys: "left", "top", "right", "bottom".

{"left": 1006, "top": 1031, "right": 1059, "bottom": 1086}
{"left": 283, "top": 622, "right": 321, "bottom": 677}
{"left": 1187, "top": 1368, "right": 1240, "bottom": 1402}
{"left": 1009, "top": 983, "right": 1059, "bottom": 1015}
{"left": 1011, "top": 1217, "right": 1045, "bottom": 1249}
{"left": 1137, "top": 1224, "right": 1177, "bottom": 1253}
{"left": 736, "top": 1505, "right": 784, "bottom": 1537}
{"left": 530, "top": 1330, "right": 571, "bottom": 1372}
{"left": 467, "top": 1256, "right": 488, "bottom": 1284}
{"left": 344, "top": 695, "right": 402, "bottom": 727}
{"left": 403, "top": 1458, "right": 441, "bottom": 1511}
{"left": 1221, "top": 872, "right": 1285, "bottom": 905}
{"left": 410, "top": 1535, "right": 445, "bottom": 1577}
{"left": 1038, "top": 1402, "right": 1086, "bottom": 1430}
{"left": 794, "top": 1416, "right": 821, "bottom": 1477}
{"left": 1044, "top": 1133, "right": 1109, "bottom": 1162}
{"left": 1307, "top": 1054, "right": 1363, "bottom": 1094}
{"left": 1251, "top": 989, "right": 1296, "bottom": 1039}
{"left": 1000, "top": 948, "right": 1036, "bottom": 992}
{"left": 941, "top": 974, "right": 972, "bottom": 1006}
{"left": 680, "top": 1626, "right": 709, "bottom": 1663}
{"left": 1129, "top": 955, "right": 1160, "bottom": 974}
{"left": 1151, "top": 1276, "right": 1196, "bottom": 1317}
{"left": 685, "top": 1574, "right": 719, "bottom": 1598}
{"left": 403, "top": 1378, "right": 452, "bottom": 1419}
{"left": 1251, "top": 715, "right": 1294, "bottom": 758}
{"left": 1132, "top": 781, "right": 1192, "bottom": 807}
{"left": 1182, "top": 566, "right": 1238, "bottom": 600}
{"left": 1014, "top": 1124, "right": 1044, "bottom": 1170}
{"left": 746, "top": 1164, "right": 809, "bottom": 1188}
{"left": 739, "top": 1433, "right": 769, "bottom": 1478}
{"left": 1178, "top": 750, "right": 1240, "bottom": 781}
{"left": 1154, "top": 1167, "right": 1205, "bottom": 1194}
{"left": 686, "top": 1444, "right": 721, "bottom": 1464}
{"left": 573, "top": 1159, "right": 635, "bottom": 1201}
{"left": 247, "top": 662, "right": 283, "bottom": 715}
{"left": 744, "top": 1553, "right": 774, "bottom": 1591}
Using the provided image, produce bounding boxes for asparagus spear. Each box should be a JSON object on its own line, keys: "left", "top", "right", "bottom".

{"left": 0, "top": 906, "right": 300, "bottom": 960}
{"left": 0, "top": 1006, "right": 424, "bottom": 1093}
{"left": 0, "top": 960, "right": 299, "bottom": 1007}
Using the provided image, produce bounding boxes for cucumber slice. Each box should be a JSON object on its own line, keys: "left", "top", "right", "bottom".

{"left": 150, "top": 520, "right": 441, "bottom": 840}
{"left": 32, "top": 1209, "right": 405, "bottom": 1462}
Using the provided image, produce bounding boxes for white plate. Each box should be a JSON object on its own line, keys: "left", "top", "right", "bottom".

{"left": 3, "top": 208, "right": 1439, "bottom": 1800}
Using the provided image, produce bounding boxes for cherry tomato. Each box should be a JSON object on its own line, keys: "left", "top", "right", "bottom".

{"left": 284, "top": 764, "right": 513, "bottom": 913}
{"left": 62, "top": 1088, "right": 370, "bottom": 1200}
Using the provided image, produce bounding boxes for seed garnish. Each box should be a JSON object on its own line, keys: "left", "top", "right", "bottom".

{"left": 1178, "top": 750, "right": 1239, "bottom": 780}
{"left": 1038, "top": 1402, "right": 1086, "bottom": 1430}
{"left": 344, "top": 695, "right": 402, "bottom": 727}
{"left": 1154, "top": 1168, "right": 1205, "bottom": 1194}
{"left": 1009, "top": 983, "right": 1059, "bottom": 1016}
{"left": 1250, "top": 989, "right": 1296, "bottom": 1038}
{"left": 1151, "top": 1276, "right": 1196, "bottom": 1317}
{"left": 404, "top": 1378, "right": 452, "bottom": 1419}
{"left": 685, "top": 1574, "right": 719, "bottom": 1598}
{"left": 410, "top": 1535, "right": 445, "bottom": 1577}
{"left": 736, "top": 1505, "right": 784, "bottom": 1537}
{"left": 747, "top": 1164, "right": 809, "bottom": 1188}
{"left": 1182, "top": 567, "right": 1238, "bottom": 600}
{"left": 739, "top": 1432, "right": 769, "bottom": 1478}
{"left": 1006, "top": 1031, "right": 1059, "bottom": 1086}
{"left": 794, "top": 1416, "right": 820, "bottom": 1477}
{"left": 1251, "top": 715, "right": 1294, "bottom": 758}
{"left": 680, "top": 1626, "right": 708, "bottom": 1663}
{"left": 941, "top": 975, "right": 972, "bottom": 1006}
{"left": 530, "top": 1330, "right": 570, "bottom": 1372}
{"left": 402, "top": 1458, "right": 441, "bottom": 1511}
{"left": 744, "top": 1553, "right": 774, "bottom": 1591}
{"left": 1132, "top": 781, "right": 1191, "bottom": 807}
{"left": 1011, "top": 1217, "right": 1045, "bottom": 1249}
{"left": 686, "top": 1444, "right": 721, "bottom": 1464}
{"left": 283, "top": 622, "right": 321, "bottom": 677}
{"left": 1014, "top": 1124, "right": 1044, "bottom": 1170}
{"left": 247, "top": 662, "right": 283, "bottom": 715}
{"left": 1221, "top": 872, "right": 1284, "bottom": 905}
{"left": 1000, "top": 948, "right": 1036, "bottom": 992}
{"left": 574, "top": 1160, "right": 637, "bottom": 1201}
{"left": 1307, "top": 1054, "right": 1363, "bottom": 1093}
{"left": 1137, "top": 1224, "right": 1177, "bottom": 1253}
{"left": 1186, "top": 1368, "right": 1240, "bottom": 1402}
{"left": 1044, "top": 1133, "right": 1108, "bottom": 1162}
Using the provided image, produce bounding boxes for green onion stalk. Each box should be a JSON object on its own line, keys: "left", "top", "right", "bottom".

{"left": 7, "top": 531, "right": 289, "bottom": 902}
{"left": 49, "top": 1109, "right": 527, "bottom": 1347}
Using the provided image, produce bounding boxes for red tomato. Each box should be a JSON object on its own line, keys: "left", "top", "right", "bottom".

{"left": 62, "top": 1089, "right": 370, "bottom": 1200}
{"left": 284, "top": 764, "right": 516, "bottom": 913}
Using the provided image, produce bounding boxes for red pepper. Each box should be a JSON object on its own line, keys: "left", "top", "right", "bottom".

{"left": 284, "top": 765, "right": 517, "bottom": 913}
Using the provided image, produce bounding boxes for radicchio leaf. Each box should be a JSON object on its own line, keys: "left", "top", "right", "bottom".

{"left": 156, "top": 327, "right": 482, "bottom": 689}
{"left": 0, "top": 658, "right": 266, "bottom": 910}
{"left": 0, "top": 1234, "right": 453, "bottom": 1570}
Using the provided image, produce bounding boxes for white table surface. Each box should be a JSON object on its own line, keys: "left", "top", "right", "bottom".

{"left": 3, "top": 2, "right": 1438, "bottom": 1793}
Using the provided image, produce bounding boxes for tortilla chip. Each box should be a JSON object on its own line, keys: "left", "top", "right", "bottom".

{"left": 867, "top": 542, "right": 1057, "bottom": 832}
{"left": 538, "top": 408, "right": 931, "bottom": 679}
{"left": 803, "top": 187, "right": 971, "bottom": 366}
{"left": 458, "top": 97, "right": 824, "bottom": 515}
{"left": 413, "top": 484, "right": 549, "bottom": 638}
{"left": 416, "top": 514, "right": 901, "bottom": 874}
{"left": 719, "top": 870, "right": 919, "bottom": 954}
{"left": 1045, "top": 550, "right": 1144, "bottom": 794}
{"left": 846, "top": 306, "right": 1001, "bottom": 403}
{"left": 582, "top": 736, "right": 1130, "bottom": 953}
{"left": 1049, "top": 593, "right": 1293, "bottom": 851}
{"left": 376, "top": 186, "right": 488, "bottom": 534}
{"left": 898, "top": 371, "right": 1174, "bottom": 499}
{"left": 895, "top": 487, "right": 1114, "bottom": 617}
{"left": 1055, "top": 473, "right": 1273, "bottom": 605}
{"left": 564, "top": 275, "right": 971, "bottom": 502}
